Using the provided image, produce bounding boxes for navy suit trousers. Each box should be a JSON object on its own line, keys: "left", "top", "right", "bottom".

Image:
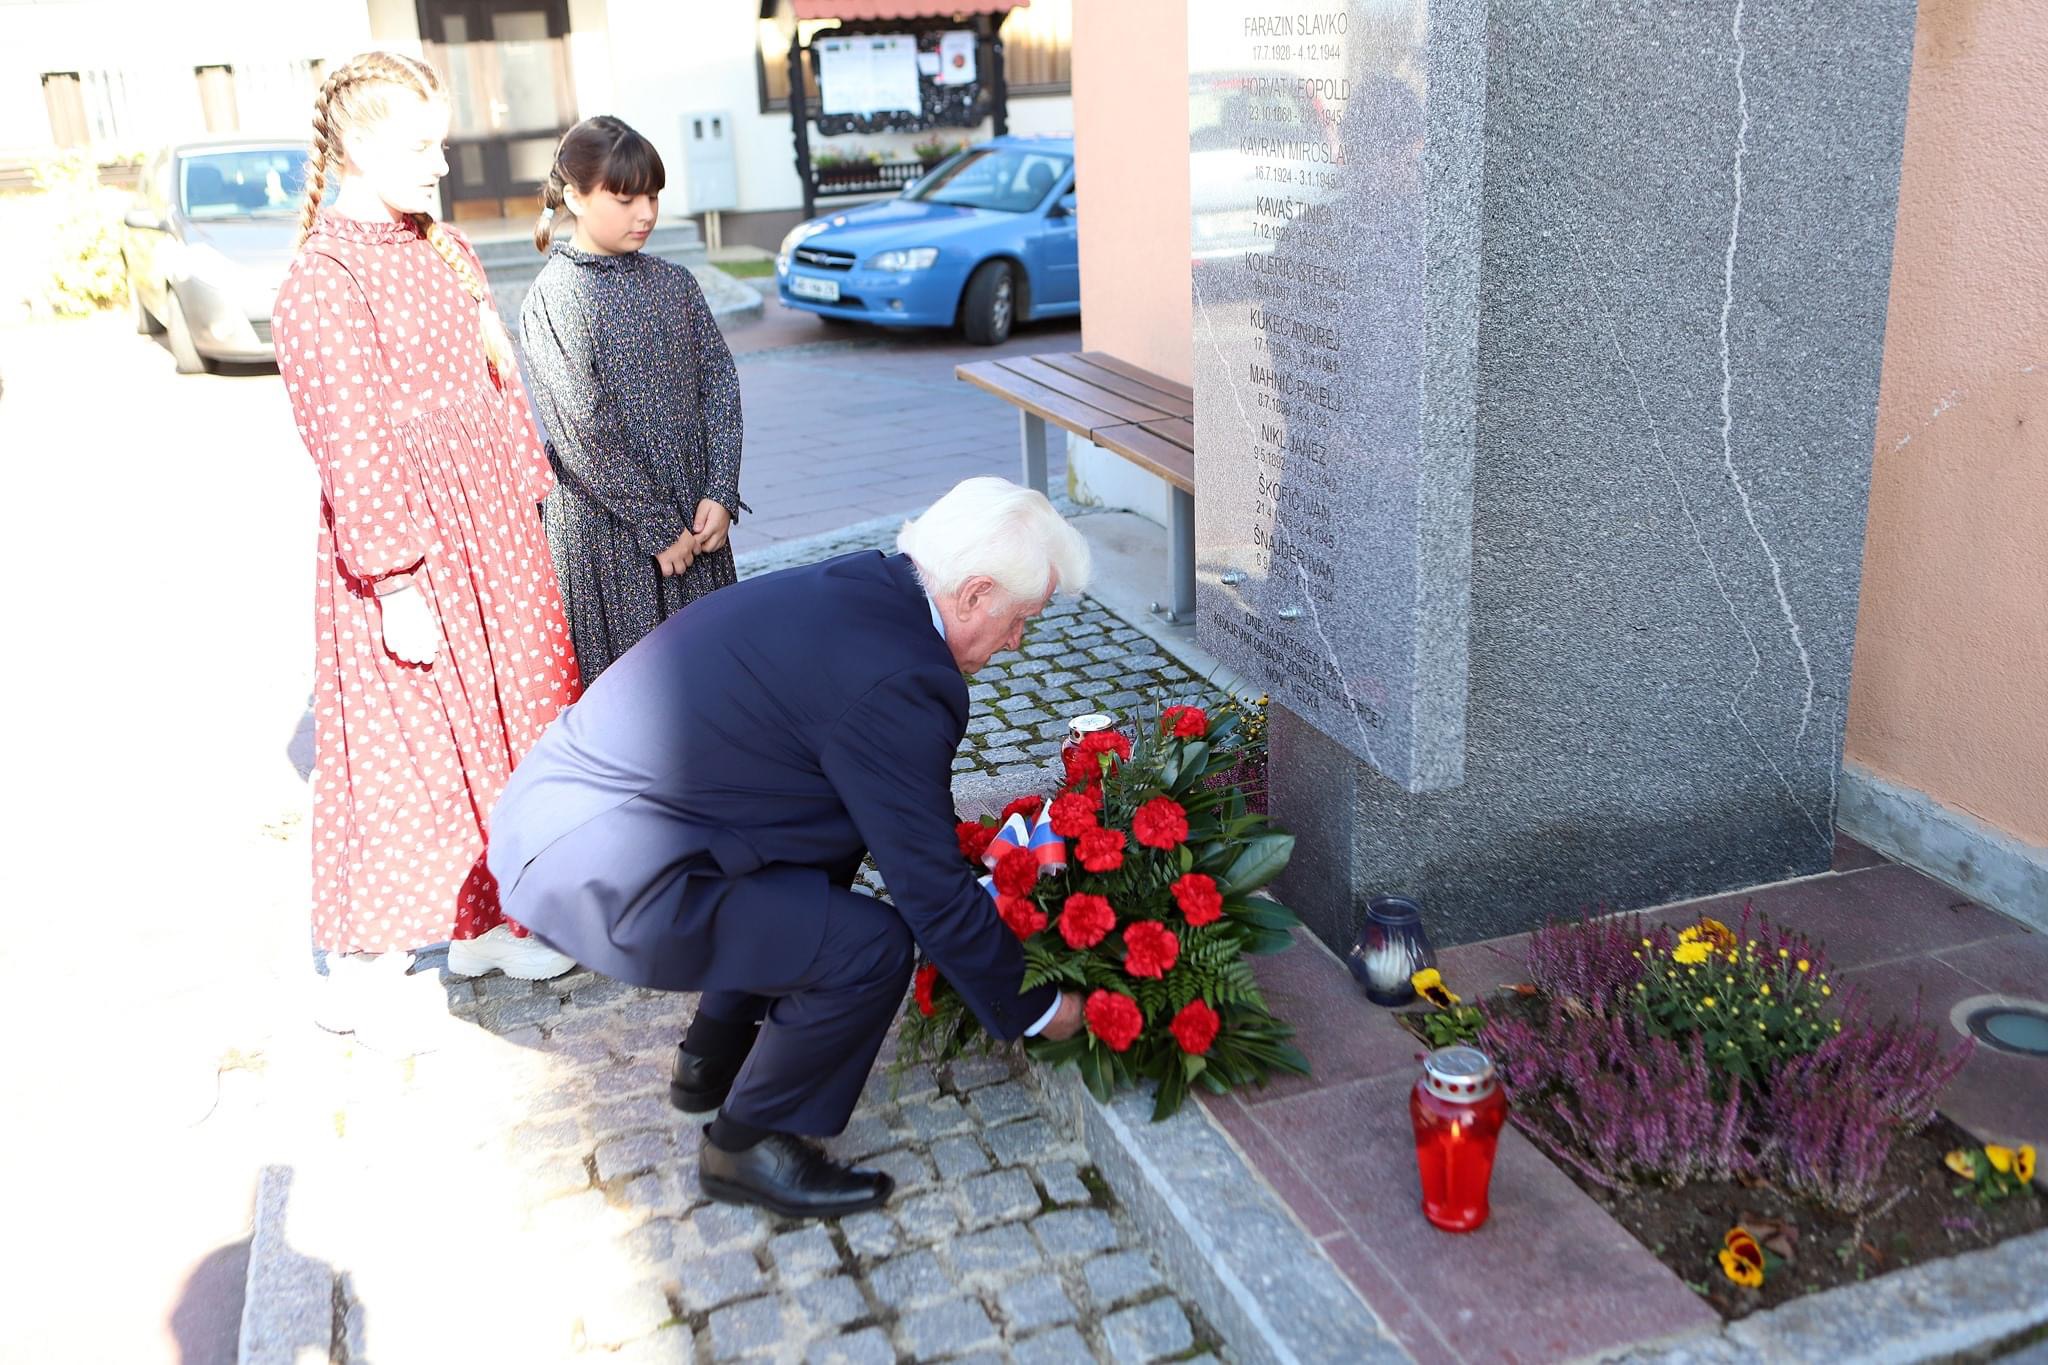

{"left": 569, "top": 869, "right": 915, "bottom": 1137}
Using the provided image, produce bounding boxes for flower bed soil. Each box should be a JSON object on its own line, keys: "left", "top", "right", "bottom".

{"left": 1543, "top": 1109, "right": 2045, "bottom": 1319}
{"left": 1397, "top": 1008, "right": 2047, "bottom": 1319}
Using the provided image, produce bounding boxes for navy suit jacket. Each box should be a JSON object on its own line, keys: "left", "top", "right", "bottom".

{"left": 487, "top": 551, "right": 1058, "bottom": 1041}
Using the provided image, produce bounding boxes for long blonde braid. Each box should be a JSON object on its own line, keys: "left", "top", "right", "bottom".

{"left": 295, "top": 51, "right": 516, "bottom": 379}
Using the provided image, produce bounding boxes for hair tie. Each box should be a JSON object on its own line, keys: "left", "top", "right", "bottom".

{"left": 541, "top": 206, "right": 556, "bottom": 221}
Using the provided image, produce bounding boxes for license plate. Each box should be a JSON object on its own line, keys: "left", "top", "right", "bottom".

{"left": 790, "top": 275, "right": 840, "bottom": 302}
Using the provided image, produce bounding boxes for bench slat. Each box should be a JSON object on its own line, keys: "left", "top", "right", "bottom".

{"left": 992, "top": 356, "right": 1172, "bottom": 425}
{"left": 1140, "top": 415, "right": 1196, "bottom": 450}
{"left": 1095, "top": 421, "right": 1196, "bottom": 493}
{"left": 1033, "top": 353, "right": 1194, "bottom": 418}
{"left": 1076, "top": 351, "right": 1195, "bottom": 404}
{"left": 956, "top": 360, "right": 1129, "bottom": 440}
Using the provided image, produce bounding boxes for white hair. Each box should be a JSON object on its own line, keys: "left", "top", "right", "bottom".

{"left": 898, "top": 477, "right": 1092, "bottom": 604}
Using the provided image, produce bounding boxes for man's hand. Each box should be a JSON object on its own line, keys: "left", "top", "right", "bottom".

{"left": 655, "top": 530, "right": 697, "bottom": 578}
{"left": 1038, "top": 991, "right": 1085, "bottom": 1041}
{"left": 693, "top": 498, "right": 733, "bottom": 554}
{"left": 378, "top": 584, "right": 439, "bottom": 665}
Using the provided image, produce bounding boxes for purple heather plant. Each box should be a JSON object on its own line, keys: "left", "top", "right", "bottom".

{"left": 1524, "top": 913, "right": 1655, "bottom": 1016}
{"left": 1478, "top": 1003, "right": 1753, "bottom": 1188}
{"left": 1759, "top": 994, "right": 1972, "bottom": 1212}
{"left": 1485, "top": 914, "right": 1974, "bottom": 1214}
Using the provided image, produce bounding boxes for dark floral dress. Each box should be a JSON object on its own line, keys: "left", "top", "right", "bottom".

{"left": 519, "top": 242, "right": 744, "bottom": 678}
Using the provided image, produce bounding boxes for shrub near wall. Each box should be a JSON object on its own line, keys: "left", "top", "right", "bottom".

{"left": 0, "top": 154, "right": 133, "bottom": 318}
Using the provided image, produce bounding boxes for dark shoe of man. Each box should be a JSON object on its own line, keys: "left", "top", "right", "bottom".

{"left": 698, "top": 1131, "right": 895, "bottom": 1219}
{"left": 670, "top": 1043, "right": 748, "bottom": 1119}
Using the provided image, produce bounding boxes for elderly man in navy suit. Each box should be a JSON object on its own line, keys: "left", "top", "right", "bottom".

{"left": 487, "top": 478, "right": 1089, "bottom": 1218}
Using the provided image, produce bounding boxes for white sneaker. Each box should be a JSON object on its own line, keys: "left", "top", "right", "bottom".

{"left": 446, "top": 924, "right": 576, "bottom": 980}
{"left": 314, "top": 952, "right": 446, "bottom": 1057}
{"left": 313, "top": 951, "right": 393, "bottom": 1034}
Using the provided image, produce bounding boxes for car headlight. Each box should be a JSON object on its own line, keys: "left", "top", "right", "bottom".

{"left": 776, "top": 219, "right": 831, "bottom": 274}
{"left": 869, "top": 247, "right": 938, "bottom": 273}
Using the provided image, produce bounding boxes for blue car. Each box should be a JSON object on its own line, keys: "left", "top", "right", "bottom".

{"left": 775, "top": 136, "right": 1078, "bottom": 345}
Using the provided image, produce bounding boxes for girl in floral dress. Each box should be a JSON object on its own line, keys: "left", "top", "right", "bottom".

{"left": 519, "top": 115, "right": 745, "bottom": 680}
{"left": 272, "top": 52, "right": 582, "bottom": 1004}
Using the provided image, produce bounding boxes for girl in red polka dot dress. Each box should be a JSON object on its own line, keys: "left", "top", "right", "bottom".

{"left": 273, "top": 52, "right": 583, "bottom": 997}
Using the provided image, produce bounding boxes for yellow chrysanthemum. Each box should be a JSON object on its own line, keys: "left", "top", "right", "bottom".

{"left": 1779, "top": 948, "right": 1790, "bottom": 959}
{"left": 1821, "top": 985, "right": 1832, "bottom": 997}
{"left": 1694, "top": 918, "right": 1735, "bottom": 951}
{"left": 1986, "top": 1145, "right": 2015, "bottom": 1174}
{"left": 1797, "top": 959, "right": 1810, "bottom": 972}
{"left": 2019, "top": 1147, "right": 2037, "bottom": 1182}
{"left": 1701, "top": 996, "right": 1717, "bottom": 1008}
{"left": 1944, "top": 1149, "right": 1979, "bottom": 1178}
{"left": 1759, "top": 984, "right": 1771, "bottom": 997}
{"left": 1679, "top": 925, "right": 1702, "bottom": 944}
{"left": 1673, "top": 941, "right": 1713, "bottom": 966}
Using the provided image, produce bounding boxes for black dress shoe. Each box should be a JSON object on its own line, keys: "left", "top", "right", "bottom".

{"left": 670, "top": 1044, "right": 749, "bottom": 1117}
{"left": 698, "top": 1131, "right": 895, "bottom": 1219}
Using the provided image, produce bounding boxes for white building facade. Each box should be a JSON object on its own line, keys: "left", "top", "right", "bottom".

{"left": 1, "top": 0, "right": 1072, "bottom": 246}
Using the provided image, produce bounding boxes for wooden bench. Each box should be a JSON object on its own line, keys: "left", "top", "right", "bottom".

{"left": 955, "top": 350, "right": 1197, "bottom": 621}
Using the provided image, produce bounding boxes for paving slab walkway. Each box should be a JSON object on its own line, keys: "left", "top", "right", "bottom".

{"left": 1198, "top": 838, "right": 2048, "bottom": 1365}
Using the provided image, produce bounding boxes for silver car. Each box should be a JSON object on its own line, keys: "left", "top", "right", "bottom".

{"left": 122, "top": 139, "right": 305, "bottom": 373}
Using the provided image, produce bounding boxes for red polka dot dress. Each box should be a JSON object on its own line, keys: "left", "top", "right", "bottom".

{"left": 273, "top": 211, "right": 582, "bottom": 955}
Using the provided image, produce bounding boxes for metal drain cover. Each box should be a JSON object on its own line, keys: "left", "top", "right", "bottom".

{"left": 1964, "top": 1004, "right": 2048, "bottom": 1057}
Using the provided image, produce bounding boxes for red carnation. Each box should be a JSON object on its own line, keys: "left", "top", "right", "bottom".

{"left": 993, "top": 846, "right": 1040, "bottom": 897}
{"left": 1132, "top": 796, "right": 1190, "bottom": 850}
{"left": 1122, "top": 921, "right": 1180, "bottom": 979}
{"left": 1082, "top": 730, "right": 1133, "bottom": 763}
{"left": 1171, "top": 872, "right": 1224, "bottom": 927}
{"left": 996, "top": 894, "right": 1047, "bottom": 940}
{"left": 914, "top": 964, "right": 939, "bottom": 1016}
{"left": 1048, "top": 791, "right": 1099, "bottom": 838}
{"left": 956, "top": 820, "right": 997, "bottom": 864}
{"left": 1059, "top": 892, "right": 1117, "bottom": 949}
{"left": 1085, "top": 990, "right": 1145, "bottom": 1052}
{"left": 1169, "top": 999, "right": 1221, "bottom": 1054}
{"left": 1062, "top": 775, "right": 1106, "bottom": 808}
{"left": 1000, "top": 795, "right": 1044, "bottom": 827}
{"left": 1075, "top": 826, "right": 1126, "bottom": 873}
{"left": 1161, "top": 705, "right": 1209, "bottom": 739}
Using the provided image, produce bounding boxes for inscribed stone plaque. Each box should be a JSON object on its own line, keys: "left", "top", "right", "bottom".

{"left": 1189, "top": 0, "right": 1485, "bottom": 792}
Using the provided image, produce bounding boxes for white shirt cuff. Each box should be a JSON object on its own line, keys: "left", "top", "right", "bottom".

{"left": 1022, "top": 995, "right": 1062, "bottom": 1037}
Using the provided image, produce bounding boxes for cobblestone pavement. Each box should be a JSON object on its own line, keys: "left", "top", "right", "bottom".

{"left": 307, "top": 522, "right": 1237, "bottom": 1364}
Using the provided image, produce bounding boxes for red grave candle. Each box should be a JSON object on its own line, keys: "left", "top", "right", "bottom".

{"left": 1061, "top": 712, "right": 1117, "bottom": 774}
{"left": 1410, "top": 1045, "right": 1509, "bottom": 1233}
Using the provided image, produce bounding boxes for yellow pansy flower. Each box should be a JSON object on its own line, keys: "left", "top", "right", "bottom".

{"left": 1944, "top": 1149, "right": 1979, "bottom": 1178}
{"left": 1986, "top": 1145, "right": 2015, "bottom": 1174}
{"left": 2019, "top": 1146, "right": 2037, "bottom": 1181}
{"left": 1717, "top": 1247, "right": 1763, "bottom": 1288}
{"left": 1411, "top": 968, "right": 1460, "bottom": 1010}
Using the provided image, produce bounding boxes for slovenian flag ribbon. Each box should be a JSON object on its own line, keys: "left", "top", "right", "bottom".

{"left": 979, "top": 799, "right": 1067, "bottom": 879}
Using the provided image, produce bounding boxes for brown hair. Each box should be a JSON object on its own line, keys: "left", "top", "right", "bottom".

{"left": 534, "top": 115, "right": 667, "bottom": 252}
{"left": 297, "top": 51, "right": 516, "bottom": 378}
